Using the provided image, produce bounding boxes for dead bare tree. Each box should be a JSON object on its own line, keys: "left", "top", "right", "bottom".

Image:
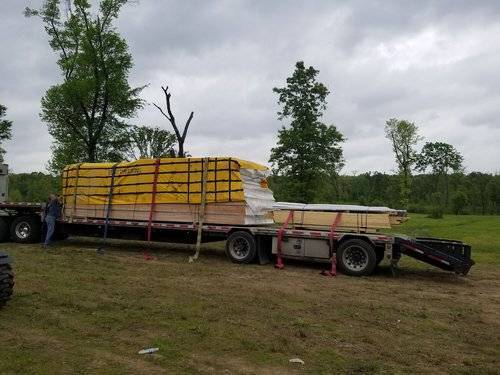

{"left": 153, "top": 86, "right": 194, "bottom": 157}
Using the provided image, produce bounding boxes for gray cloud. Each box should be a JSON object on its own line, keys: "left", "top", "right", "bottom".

{"left": 1, "top": 0, "right": 499, "bottom": 174}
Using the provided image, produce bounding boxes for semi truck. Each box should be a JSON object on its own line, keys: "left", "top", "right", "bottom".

{"left": 0, "top": 164, "right": 474, "bottom": 277}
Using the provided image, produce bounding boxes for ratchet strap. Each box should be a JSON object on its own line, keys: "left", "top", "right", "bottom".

{"left": 275, "top": 210, "right": 294, "bottom": 269}
{"left": 98, "top": 163, "right": 118, "bottom": 254}
{"left": 321, "top": 212, "right": 343, "bottom": 277}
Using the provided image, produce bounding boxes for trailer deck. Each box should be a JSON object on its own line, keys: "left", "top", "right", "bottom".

{"left": 0, "top": 202, "right": 474, "bottom": 277}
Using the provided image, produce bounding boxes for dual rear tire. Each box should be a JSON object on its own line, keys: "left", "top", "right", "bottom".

{"left": 225, "top": 231, "right": 257, "bottom": 264}
{"left": 337, "top": 239, "right": 377, "bottom": 276}
{"left": 0, "top": 216, "right": 41, "bottom": 243}
{"left": 225, "top": 232, "right": 378, "bottom": 276}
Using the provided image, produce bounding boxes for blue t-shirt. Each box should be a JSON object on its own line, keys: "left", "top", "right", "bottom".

{"left": 46, "top": 200, "right": 61, "bottom": 218}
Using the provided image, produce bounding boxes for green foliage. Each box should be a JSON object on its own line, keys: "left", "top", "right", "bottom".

{"left": 384, "top": 118, "right": 422, "bottom": 209}
{"left": 8, "top": 172, "right": 60, "bottom": 202}
{"left": 417, "top": 142, "right": 464, "bottom": 175}
{"left": 125, "top": 125, "right": 177, "bottom": 160}
{"left": 428, "top": 192, "right": 444, "bottom": 219}
{"left": 416, "top": 141, "right": 464, "bottom": 206}
{"left": 451, "top": 190, "right": 468, "bottom": 215}
{"left": 270, "top": 61, "right": 344, "bottom": 203}
{"left": 0, "top": 104, "right": 13, "bottom": 162}
{"left": 270, "top": 170, "right": 500, "bottom": 214}
{"left": 26, "top": 0, "right": 143, "bottom": 173}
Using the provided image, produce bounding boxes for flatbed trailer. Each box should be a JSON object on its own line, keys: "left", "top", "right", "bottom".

{"left": 0, "top": 201, "right": 474, "bottom": 277}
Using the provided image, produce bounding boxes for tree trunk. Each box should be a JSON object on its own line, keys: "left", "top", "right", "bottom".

{"left": 178, "top": 141, "right": 184, "bottom": 158}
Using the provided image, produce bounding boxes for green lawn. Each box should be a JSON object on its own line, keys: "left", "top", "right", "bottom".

{"left": 394, "top": 213, "right": 500, "bottom": 265}
{"left": 0, "top": 214, "right": 499, "bottom": 374}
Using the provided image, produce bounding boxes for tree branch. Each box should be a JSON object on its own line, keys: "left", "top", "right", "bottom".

{"left": 182, "top": 111, "right": 194, "bottom": 141}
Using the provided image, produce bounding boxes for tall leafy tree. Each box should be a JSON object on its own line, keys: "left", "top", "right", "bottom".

{"left": 25, "top": 0, "right": 143, "bottom": 173}
{"left": 385, "top": 118, "right": 422, "bottom": 208}
{"left": 417, "top": 141, "right": 464, "bottom": 205}
{"left": 0, "top": 104, "right": 13, "bottom": 162}
{"left": 125, "top": 125, "right": 176, "bottom": 160}
{"left": 270, "top": 61, "right": 344, "bottom": 203}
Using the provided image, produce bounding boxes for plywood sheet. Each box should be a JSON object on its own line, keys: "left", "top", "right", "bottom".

{"left": 273, "top": 210, "right": 392, "bottom": 231}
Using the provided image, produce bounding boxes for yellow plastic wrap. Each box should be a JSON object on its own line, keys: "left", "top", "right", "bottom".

{"left": 62, "top": 157, "right": 268, "bottom": 206}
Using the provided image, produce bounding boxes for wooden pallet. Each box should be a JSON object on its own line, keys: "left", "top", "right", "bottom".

{"left": 64, "top": 202, "right": 272, "bottom": 225}
{"left": 273, "top": 210, "right": 392, "bottom": 231}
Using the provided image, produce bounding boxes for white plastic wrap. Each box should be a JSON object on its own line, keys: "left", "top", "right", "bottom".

{"left": 240, "top": 168, "right": 275, "bottom": 224}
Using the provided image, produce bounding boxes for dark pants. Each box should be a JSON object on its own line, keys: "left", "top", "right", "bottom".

{"left": 44, "top": 215, "right": 56, "bottom": 245}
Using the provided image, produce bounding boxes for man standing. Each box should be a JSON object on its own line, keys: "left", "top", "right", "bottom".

{"left": 43, "top": 194, "right": 61, "bottom": 247}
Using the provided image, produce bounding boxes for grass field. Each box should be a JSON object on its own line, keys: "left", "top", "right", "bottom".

{"left": 0, "top": 214, "right": 499, "bottom": 374}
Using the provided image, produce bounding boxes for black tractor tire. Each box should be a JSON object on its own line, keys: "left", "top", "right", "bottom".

{"left": 0, "top": 264, "right": 13, "bottom": 307}
{"left": 0, "top": 217, "right": 9, "bottom": 242}
{"left": 337, "top": 239, "right": 377, "bottom": 276}
{"left": 225, "top": 231, "right": 257, "bottom": 264}
{"left": 10, "top": 216, "right": 42, "bottom": 244}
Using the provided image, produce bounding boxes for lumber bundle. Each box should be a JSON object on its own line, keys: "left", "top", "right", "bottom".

{"left": 272, "top": 203, "right": 407, "bottom": 232}
{"left": 61, "top": 157, "right": 275, "bottom": 225}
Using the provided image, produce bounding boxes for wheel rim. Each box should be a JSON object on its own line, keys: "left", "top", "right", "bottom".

{"left": 228, "top": 237, "right": 251, "bottom": 260}
{"left": 15, "top": 222, "right": 31, "bottom": 239}
{"left": 342, "top": 245, "right": 369, "bottom": 272}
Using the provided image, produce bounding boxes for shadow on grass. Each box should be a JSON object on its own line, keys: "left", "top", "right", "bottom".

{"left": 49, "top": 237, "right": 472, "bottom": 284}
{"left": 53, "top": 236, "right": 227, "bottom": 260}
{"left": 372, "top": 264, "right": 470, "bottom": 284}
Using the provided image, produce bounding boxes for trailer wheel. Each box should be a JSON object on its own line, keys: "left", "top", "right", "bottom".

{"left": 10, "top": 216, "right": 41, "bottom": 244}
{"left": 337, "top": 239, "right": 377, "bottom": 276}
{"left": 0, "top": 217, "right": 9, "bottom": 242}
{"left": 0, "top": 264, "right": 13, "bottom": 307}
{"left": 225, "top": 231, "right": 257, "bottom": 264}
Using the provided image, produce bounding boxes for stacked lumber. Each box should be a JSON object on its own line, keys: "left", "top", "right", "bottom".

{"left": 62, "top": 157, "right": 275, "bottom": 225}
{"left": 272, "top": 203, "right": 407, "bottom": 232}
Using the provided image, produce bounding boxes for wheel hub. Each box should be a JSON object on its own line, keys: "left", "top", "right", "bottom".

{"left": 342, "top": 245, "right": 369, "bottom": 272}
{"left": 15, "top": 222, "right": 30, "bottom": 239}
{"left": 229, "top": 237, "right": 250, "bottom": 260}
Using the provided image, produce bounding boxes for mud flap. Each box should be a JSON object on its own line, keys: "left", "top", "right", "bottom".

{"left": 256, "top": 235, "right": 271, "bottom": 265}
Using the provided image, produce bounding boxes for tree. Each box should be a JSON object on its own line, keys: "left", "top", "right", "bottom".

{"left": 451, "top": 190, "right": 468, "bottom": 215}
{"left": 0, "top": 104, "right": 13, "bottom": 162}
{"left": 269, "top": 61, "right": 345, "bottom": 203}
{"left": 384, "top": 118, "right": 422, "bottom": 209}
{"left": 26, "top": 0, "right": 143, "bottom": 173}
{"left": 417, "top": 141, "right": 464, "bottom": 205}
{"left": 153, "top": 86, "right": 194, "bottom": 158}
{"left": 125, "top": 125, "right": 176, "bottom": 160}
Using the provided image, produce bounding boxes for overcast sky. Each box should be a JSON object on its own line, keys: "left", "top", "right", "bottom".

{"left": 1, "top": 0, "right": 499, "bottom": 174}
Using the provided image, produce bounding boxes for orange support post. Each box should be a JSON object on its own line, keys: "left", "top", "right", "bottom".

{"left": 322, "top": 212, "right": 343, "bottom": 276}
{"left": 275, "top": 210, "right": 294, "bottom": 269}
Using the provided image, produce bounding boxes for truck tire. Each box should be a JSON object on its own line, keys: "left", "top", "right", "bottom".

{"left": 10, "top": 216, "right": 41, "bottom": 243}
{"left": 225, "top": 231, "right": 257, "bottom": 264}
{"left": 0, "top": 217, "right": 9, "bottom": 242}
{"left": 337, "top": 239, "right": 377, "bottom": 276}
{"left": 0, "top": 263, "right": 13, "bottom": 307}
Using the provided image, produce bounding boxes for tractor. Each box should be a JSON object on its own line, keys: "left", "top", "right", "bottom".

{"left": 0, "top": 252, "right": 13, "bottom": 307}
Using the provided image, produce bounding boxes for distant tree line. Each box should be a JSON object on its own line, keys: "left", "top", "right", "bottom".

{"left": 270, "top": 172, "right": 500, "bottom": 215}
{"left": 7, "top": 170, "right": 499, "bottom": 216}
{"left": 8, "top": 173, "right": 60, "bottom": 203}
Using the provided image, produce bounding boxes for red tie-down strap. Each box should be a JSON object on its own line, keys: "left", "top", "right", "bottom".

{"left": 321, "top": 212, "right": 343, "bottom": 277}
{"left": 275, "top": 210, "right": 294, "bottom": 269}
